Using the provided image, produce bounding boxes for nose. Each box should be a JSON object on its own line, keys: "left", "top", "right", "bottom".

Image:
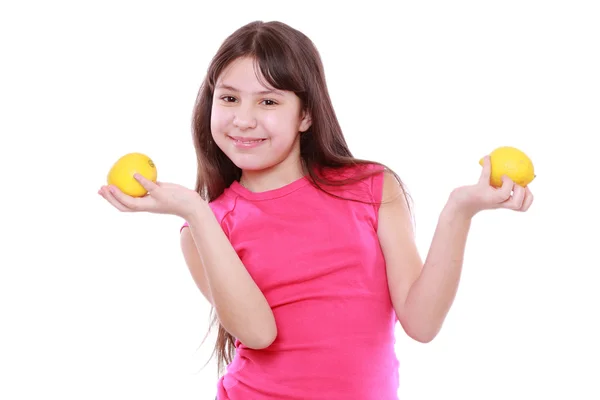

{"left": 233, "top": 104, "right": 257, "bottom": 130}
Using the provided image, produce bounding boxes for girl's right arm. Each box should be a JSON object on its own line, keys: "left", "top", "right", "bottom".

{"left": 180, "top": 201, "right": 277, "bottom": 350}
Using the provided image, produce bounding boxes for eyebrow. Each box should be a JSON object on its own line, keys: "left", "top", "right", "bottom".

{"left": 215, "top": 83, "right": 284, "bottom": 96}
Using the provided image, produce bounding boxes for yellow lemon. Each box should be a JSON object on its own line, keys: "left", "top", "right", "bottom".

{"left": 479, "top": 146, "right": 535, "bottom": 188}
{"left": 107, "top": 152, "right": 157, "bottom": 197}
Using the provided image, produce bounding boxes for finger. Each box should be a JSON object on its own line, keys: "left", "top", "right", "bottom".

{"left": 108, "top": 185, "right": 155, "bottom": 211}
{"left": 493, "top": 175, "right": 514, "bottom": 203}
{"left": 503, "top": 184, "right": 526, "bottom": 210}
{"left": 100, "top": 186, "right": 131, "bottom": 212}
{"left": 520, "top": 187, "right": 534, "bottom": 212}
{"left": 133, "top": 173, "right": 159, "bottom": 193}
{"left": 478, "top": 155, "right": 491, "bottom": 185}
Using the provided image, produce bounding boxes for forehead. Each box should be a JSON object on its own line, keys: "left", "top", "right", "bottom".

{"left": 216, "top": 57, "right": 274, "bottom": 93}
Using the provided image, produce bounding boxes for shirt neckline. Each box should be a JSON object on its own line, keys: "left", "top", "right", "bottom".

{"left": 229, "top": 175, "right": 311, "bottom": 201}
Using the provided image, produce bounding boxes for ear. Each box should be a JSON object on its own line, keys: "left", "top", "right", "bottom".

{"left": 299, "top": 110, "right": 312, "bottom": 133}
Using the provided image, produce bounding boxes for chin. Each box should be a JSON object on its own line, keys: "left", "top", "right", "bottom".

{"left": 229, "top": 155, "right": 278, "bottom": 172}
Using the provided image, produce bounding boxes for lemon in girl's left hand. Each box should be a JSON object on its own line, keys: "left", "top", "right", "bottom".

{"left": 107, "top": 152, "right": 157, "bottom": 197}
{"left": 479, "top": 146, "right": 535, "bottom": 188}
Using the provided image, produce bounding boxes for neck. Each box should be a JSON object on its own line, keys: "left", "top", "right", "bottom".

{"left": 240, "top": 158, "right": 304, "bottom": 193}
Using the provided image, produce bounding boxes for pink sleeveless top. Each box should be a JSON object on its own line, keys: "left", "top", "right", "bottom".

{"left": 182, "top": 164, "right": 399, "bottom": 399}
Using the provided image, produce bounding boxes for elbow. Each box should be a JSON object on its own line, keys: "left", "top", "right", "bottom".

{"left": 246, "top": 334, "right": 277, "bottom": 350}
{"left": 243, "top": 325, "right": 277, "bottom": 349}
{"left": 409, "top": 331, "right": 437, "bottom": 344}
{"left": 238, "top": 320, "right": 277, "bottom": 350}
{"left": 218, "top": 305, "right": 278, "bottom": 350}
{"left": 400, "top": 316, "right": 441, "bottom": 344}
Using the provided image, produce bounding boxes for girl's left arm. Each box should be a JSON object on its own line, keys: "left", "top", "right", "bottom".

{"left": 377, "top": 172, "right": 470, "bottom": 343}
{"left": 378, "top": 160, "right": 533, "bottom": 343}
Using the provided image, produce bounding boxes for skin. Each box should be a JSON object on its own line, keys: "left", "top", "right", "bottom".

{"left": 378, "top": 160, "right": 533, "bottom": 342}
{"left": 211, "top": 56, "right": 312, "bottom": 192}
{"left": 98, "top": 56, "right": 534, "bottom": 346}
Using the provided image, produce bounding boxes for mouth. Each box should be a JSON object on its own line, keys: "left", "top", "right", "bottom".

{"left": 228, "top": 136, "right": 267, "bottom": 148}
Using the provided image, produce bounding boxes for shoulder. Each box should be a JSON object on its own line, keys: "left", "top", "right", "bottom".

{"left": 317, "top": 162, "right": 386, "bottom": 194}
{"left": 342, "top": 162, "right": 412, "bottom": 229}
{"left": 380, "top": 169, "right": 408, "bottom": 205}
{"left": 179, "top": 188, "right": 238, "bottom": 232}
{"left": 336, "top": 162, "right": 405, "bottom": 205}
{"left": 208, "top": 189, "right": 238, "bottom": 222}
{"left": 377, "top": 169, "right": 412, "bottom": 231}
{"left": 321, "top": 162, "right": 385, "bottom": 180}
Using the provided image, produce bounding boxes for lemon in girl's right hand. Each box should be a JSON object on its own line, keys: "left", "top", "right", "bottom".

{"left": 107, "top": 152, "right": 157, "bottom": 197}
{"left": 479, "top": 146, "right": 535, "bottom": 188}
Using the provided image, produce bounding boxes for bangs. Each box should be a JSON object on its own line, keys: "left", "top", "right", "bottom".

{"left": 205, "top": 21, "right": 314, "bottom": 113}
{"left": 251, "top": 49, "right": 305, "bottom": 94}
{"left": 207, "top": 30, "right": 306, "bottom": 97}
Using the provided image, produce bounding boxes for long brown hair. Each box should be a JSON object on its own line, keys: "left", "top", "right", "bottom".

{"left": 190, "top": 20, "right": 411, "bottom": 375}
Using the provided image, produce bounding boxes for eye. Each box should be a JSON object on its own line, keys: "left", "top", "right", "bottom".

{"left": 261, "top": 99, "right": 278, "bottom": 106}
{"left": 220, "top": 96, "right": 237, "bottom": 103}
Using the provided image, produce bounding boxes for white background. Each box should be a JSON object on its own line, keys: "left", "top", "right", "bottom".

{"left": 1, "top": 1, "right": 599, "bottom": 399}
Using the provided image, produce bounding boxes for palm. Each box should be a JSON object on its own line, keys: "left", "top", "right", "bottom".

{"left": 98, "top": 174, "right": 203, "bottom": 219}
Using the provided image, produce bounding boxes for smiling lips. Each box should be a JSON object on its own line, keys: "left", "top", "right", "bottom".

{"left": 229, "top": 135, "right": 267, "bottom": 148}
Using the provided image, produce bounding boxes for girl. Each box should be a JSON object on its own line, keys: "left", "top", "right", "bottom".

{"left": 99, "top": 20, "right": 534, "bottom": 400}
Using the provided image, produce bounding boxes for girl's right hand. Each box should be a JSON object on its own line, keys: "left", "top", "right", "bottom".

{"left": 98, "top": 173, "right": 204, "bottom": 220}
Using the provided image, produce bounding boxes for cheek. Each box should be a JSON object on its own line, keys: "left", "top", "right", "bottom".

{"left": 210, "top": 107, "right": 231, "bottom": 136}
{"left": 262, "top": 111, "right": 299, "bottom": 141}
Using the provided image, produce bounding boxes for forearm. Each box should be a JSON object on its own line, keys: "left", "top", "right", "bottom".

{"left": 187, "top": 203, "right": 277, "bottom": 349}
{"left": 403, "top": 197, "right": 472, "bottom": 342}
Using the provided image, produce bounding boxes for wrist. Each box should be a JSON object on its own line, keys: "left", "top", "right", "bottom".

{"left": 444, "top": 189, "right": 477, "bottom": 222}
{"left": 183, "top": 198, "right": 211, "bottom": 224}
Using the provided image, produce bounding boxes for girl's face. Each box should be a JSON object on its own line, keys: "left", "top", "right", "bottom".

{"left": 211, "top": 57, "right": 312, "bottom": 176}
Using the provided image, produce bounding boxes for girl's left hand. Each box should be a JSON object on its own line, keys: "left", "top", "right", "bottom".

{"left": 449, "top": 155, "right": 535, "bottom": 218}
